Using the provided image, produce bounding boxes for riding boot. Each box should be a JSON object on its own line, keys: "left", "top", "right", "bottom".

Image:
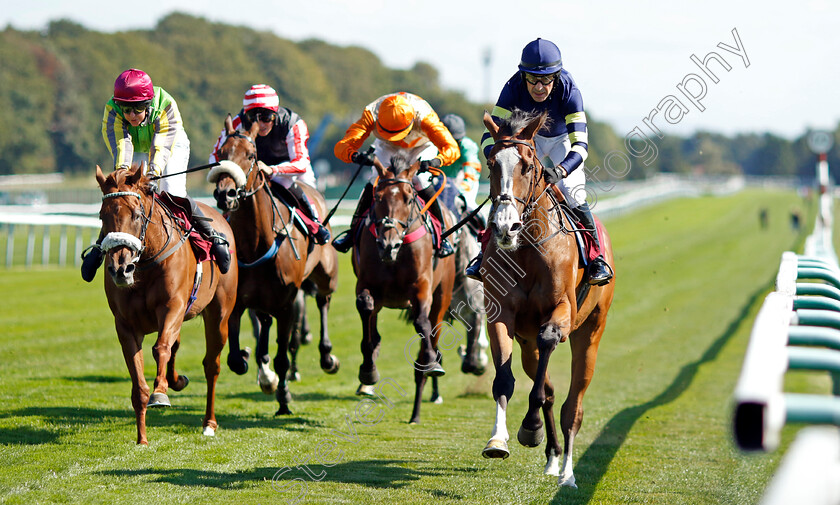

{"left": 571, "top": 203, "right": 613, "bottom": 286}
{"left": 80, "top": 230, "right": 105, "bottom": 282}
{"left": 288, "top": 183, "right": 330, "bottom": 245}
{"left": 188, "top": 197, "right": 232, "bottom": 274}
{"left": 417, "top": 185, "right": 455, "bottom": 258}
{"left": 332, "top": 182, "right": 373, "bottom": 253}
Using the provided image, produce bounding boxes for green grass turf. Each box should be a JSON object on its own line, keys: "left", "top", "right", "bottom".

{"left": 0, "top": 188, "right": 817, "bottom": 504}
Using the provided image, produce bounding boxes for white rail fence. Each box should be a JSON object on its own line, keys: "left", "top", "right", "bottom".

{"left": 732, "top": 155, "right": 840, "bottom": 505}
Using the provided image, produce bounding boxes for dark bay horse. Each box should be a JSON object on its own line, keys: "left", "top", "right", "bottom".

{"left": 479, "top": 110, "right": 616, "bottom": 488}
{"left": 209, "top": 117, "right": 339, "bottom": 415}
{"left": 352, "top": 154, "right": 456, "bottom": 424}
{"left": 95, "top": 164, "right": 238, "bottom": 445}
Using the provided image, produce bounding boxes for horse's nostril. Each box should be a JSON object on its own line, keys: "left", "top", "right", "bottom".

{"left": 510, "top": 222, "right": 522, "bottom": 233}
{"left": 125, "top": 263, "right": 135, "bottom": 274}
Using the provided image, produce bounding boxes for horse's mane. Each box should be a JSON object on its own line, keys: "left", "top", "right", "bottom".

{"left": 388, "top": 152, "right": 412, "bottom": 176}
{"left": 108, "top": 165, "right": 154, "bottom": 197}
{"left": 499, "top": 108, "right": 551, "bottom": 138}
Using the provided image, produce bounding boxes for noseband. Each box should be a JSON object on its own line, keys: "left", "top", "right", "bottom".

{"left": 214, "top": 131, "right": 262, "bottom": 203}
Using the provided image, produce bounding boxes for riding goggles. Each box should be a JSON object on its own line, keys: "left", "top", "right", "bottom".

{"left": 523, "top": 72, "right": 558, "bottom": 86}
{"left": 248, "top": 111, "right": 277, "bottom": 123}
{"left": 117, "top": 101, "right": 151, "bottom": 114}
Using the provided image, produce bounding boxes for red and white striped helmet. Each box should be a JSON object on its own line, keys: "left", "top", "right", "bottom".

{"left": 243, "top": 84, "right": 279, "bottom": 113}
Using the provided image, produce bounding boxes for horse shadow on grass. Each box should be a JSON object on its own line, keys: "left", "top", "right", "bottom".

{"left": 98, "top": 459, "right": 447, "bottom": 496}
{"left": 0, "top": 405, "right": 326, "bottom": 444}
{"left": 550, "top": 280, "right": 773, "bottom": 505}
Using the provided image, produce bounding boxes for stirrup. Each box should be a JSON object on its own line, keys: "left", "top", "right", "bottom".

{"left": 80, "top": 245, "right": 104, "bottom": 283}
{"left": 465, "top": 253, "right": 483, "bottom": 281}
{"left": 587, "top": 257, "right": 613, "bottom": 286}
{"left": 314, "top": 225, "right": 331, "bottom": 245}
{"left": 436, "top": 240, "right": 455, "bottom": 258}
{"left": 332, "top": 230, "right": 353, "bottom": 253}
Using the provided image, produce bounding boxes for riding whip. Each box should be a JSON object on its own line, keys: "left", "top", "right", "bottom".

{"left": 323, "top": 146, "right": 375, "bottom": 226}
{"left": 149, "top": 162, "right": 221, "bottom": 179}
{"left": 440, "top": 196, "right": 490, "bottom": 241}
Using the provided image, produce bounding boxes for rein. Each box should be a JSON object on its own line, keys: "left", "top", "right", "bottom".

{"left": 371, "top": 177, "right": 425, "bottom": 244}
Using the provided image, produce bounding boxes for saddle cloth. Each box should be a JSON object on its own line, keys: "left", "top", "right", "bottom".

{"left": 157, "top": 193, "right": 213, "bottom": 264}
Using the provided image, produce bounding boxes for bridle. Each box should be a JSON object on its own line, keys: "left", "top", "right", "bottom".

{"left": 100, "top": 188, "right": 189, "bottom": 268}
{"left": 372, "top": 176, "right": 424, "bottom": 244}
{"left": 491, "top": 138, "right": 549, "bottom": 220}
{"left": 213, "top": 131, "right": 263, "bottom": 205}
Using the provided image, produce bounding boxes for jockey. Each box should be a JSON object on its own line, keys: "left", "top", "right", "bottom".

{"left": 81, "top": 68, "right": 231, "bottom": 282}
{"left": 209, "top": 84, "right": 330, "bottom": 245}
{"left": 440, "top": 113, "right": 482, "bottom": 210}
{"left": 333, "top": 92, "right": 460, "bottom": 257}
{"left": 466, "top": 38, "right": 613, "bottom": 286}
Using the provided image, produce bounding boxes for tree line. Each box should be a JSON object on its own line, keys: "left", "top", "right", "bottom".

{"left": 1, "top": 12, "right": 836, "bottom": 182}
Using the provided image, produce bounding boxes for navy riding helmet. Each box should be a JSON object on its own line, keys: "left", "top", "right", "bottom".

{"left": 518, "top": 38, "right": 563, "bottom": 75}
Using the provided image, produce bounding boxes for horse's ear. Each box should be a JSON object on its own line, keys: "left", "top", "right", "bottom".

{"left": 247, "top": 121, "right": 260, "bottom": 139}
{"left": 95, "top": 165, "right": 107, "bottom": 191}
{"left": 126, "top": 163, "right": 144, "bottom": 186}
{"left": 519, "top": 112, "right": 548, "bottom": 141}
{"left": 373, "top": 156, "right": 388, "bottom": 178}
{"left": 483, "top": 111, "right": 499, "bottom": 140}
{"left": 224, "top": 114, "right": 235, "bottom": 135}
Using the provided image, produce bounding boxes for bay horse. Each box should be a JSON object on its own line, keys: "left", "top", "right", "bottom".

{"left": 479, "top": 110, "right": 616, "bottom": 488}
{"left": 352, "top": 153, "right": 456, "bottom": 424}
{"left": 209, "top": 117, "right": 339, "bottom": 415}
{"left": 95, "top": 164, "right": 238, "bottom": 445}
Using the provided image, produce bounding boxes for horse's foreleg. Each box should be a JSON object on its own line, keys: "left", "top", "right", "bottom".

{"left": 226, "top": 305, "right": 249, "bottom": 375}
{"left": 201, "top": 302, "right": 230, "bottom": 436}
{"left": 558, "top": 319, "right": 604, "bottom": 489}
{"left": 315, "top": 293, "right": 339, "bottom": 374}
{"left": 288, "top": 296, "right": 303, "bottom": 382}
{"left": 482, "top": 319, "right": 515, "bottom": 459}
{"left": 250, "top": 311, "right": 279, "bottom": 393}
{"left": 117, "top": 326, "right": 149, "bottom": 445}
{"left": 165, "top": 335, "right": 190, "bottom": 392}
{"left": 149, "top": 312, "right": 185, "bottom": 408}
{"left": 272, "top": 308, "right": 296, "bottom": 415}
{"left": 356, "top": 289, "right": 380, "bottom": 390}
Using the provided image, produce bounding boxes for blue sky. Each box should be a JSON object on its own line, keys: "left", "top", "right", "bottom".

{"left": 5, "top": 0, "right": 839, "bottom": 139}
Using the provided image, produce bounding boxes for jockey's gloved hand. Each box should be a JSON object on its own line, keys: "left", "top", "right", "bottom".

{"left": 419, "top": 157, "right": 442, "bottom": 172}
{"left": 351, "top": 150, "right": 375, "bottom": 167}
{"left": 148, "top": 179, "right": 161, "bottom": 194}
{"left": 543, "top": 165, "right": 565, "bottom": 185}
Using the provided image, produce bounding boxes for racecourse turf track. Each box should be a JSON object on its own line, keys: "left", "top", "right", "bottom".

{"left": 0, "top": 188, "right": 825, "bottom": 504}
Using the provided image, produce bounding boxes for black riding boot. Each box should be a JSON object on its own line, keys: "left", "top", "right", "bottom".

{"left": 571, "top": 203, "right": 613, "bottom": 286}
{"left": 417, "top": 185, "right": 455, "bottom": 258}
{"left": 80, "top": 230, "right": 105, "bottom": 282}
{"left": 332, "top": 183, "right": 374, "bottom": 253}
{"left": 189, "top": 198, "right": 231, "bottom": 274}
{"left": 288, "top": 183, "right": 330, "bottom": 245}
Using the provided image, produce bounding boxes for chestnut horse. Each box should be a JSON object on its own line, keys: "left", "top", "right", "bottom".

{"left": 209, "top": 117, "right": 339, "bottom": 415}
{"left": 95, "top": 164, "right": 238, "bottom": 445}
{"left": 479, "top": 110, "right": 616, "bottom": 488}
{"left": 352, "top": 153, "right": 456, "bottom": 424}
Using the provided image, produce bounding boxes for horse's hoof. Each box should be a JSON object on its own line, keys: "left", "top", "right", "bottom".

{"left": 423, "top": 364, "right": 445, "bottom": 377}
{"left": 301, "top": 332, "right": 313, "bottom": 345}
{"left": 203, "top": 426, "right": 216, "bottom": 437}
{"left": 482, "top": 439, "right": 510, "bottom": 459}
{"left": 242, "top": 347, "right": 252, "bottom": 361}
{"left": 359, "top": 367, "right": 379, "bottom": 385}
{"left": 430, "top": 394, "right": 443, "bottom": 404}
{"left": 259, "top": 370, "right": 280, "bottom": 394}
{"left": 275, "top": 406, "right": 292, "bottom": 416}
{"left": 461, "top": 361, "right": 486, "bottom": 376}
{"left": 171, "top": 375, "right": 189, "bottom": 392}
{"left": 356, "top": 384, "right": 376, "bottom": 396}
{"left": 517, "top": 424, "right": 545, "bottom": 447}
{"left": 276, "top": 387, "right": 292, "bottom": 405}
{"left": 558, "top": 474, "right": 577, "bottom": 488}
{"left": 147, "top": 392, "right": 171, "bottom": 408}
{"left": 227, "top": 352, "right": 249, "bottom": 375}
{"left": 285, "top": 370, "right": 301, "bottom": 383}
{"left": 322, "top": 355, "right": 340, "bottom": 374}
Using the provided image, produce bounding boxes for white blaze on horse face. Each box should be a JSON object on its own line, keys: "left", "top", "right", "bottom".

{"left": 493, "top": 147, "right": 523, "bottom": 248}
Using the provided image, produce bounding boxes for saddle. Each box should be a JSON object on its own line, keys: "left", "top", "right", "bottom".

{"left": 267, "top": 182, "right": 318, "bottom": 250}
{"left": 156, "top": 192, "right": 213, "bottom": 263}
{"left": 559, "top": 205, "right": 604, "bottom": 267}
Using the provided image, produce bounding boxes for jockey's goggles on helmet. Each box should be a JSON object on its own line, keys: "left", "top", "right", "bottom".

{"left": 117, "top": 100, "right": 151, "bottom": 114}
{"left": 523, "top": 72, "right": 558, "bottom": 86}
{"left": 247, "top": 110, "right": 277, "bottom": 123}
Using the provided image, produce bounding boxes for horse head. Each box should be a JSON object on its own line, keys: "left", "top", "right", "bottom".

{"left": 208, "top": 116, "right": 262, "bottom": 212}
{"left": 372, "top": 153, "right": 421, "bottom": 263}
{"left": 95, "top": 163, "right": 153, "bottom": 287}
{"left": 483, "top": 109, "right": 547, "bottom": 250}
